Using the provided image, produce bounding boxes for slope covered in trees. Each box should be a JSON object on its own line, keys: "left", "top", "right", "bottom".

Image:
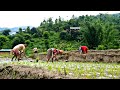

{"left": 0, "top": 13, "right": 120, "bottom": 55}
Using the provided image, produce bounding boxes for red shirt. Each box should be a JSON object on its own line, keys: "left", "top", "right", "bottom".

{"left": 53, "top": 49, "right": 58, "bottom": 55}
{"left": 80, "top": 46, "right": 88, "bottom": 54}
{"left": 12, "top": 49, "right": 20, "bottom": 56}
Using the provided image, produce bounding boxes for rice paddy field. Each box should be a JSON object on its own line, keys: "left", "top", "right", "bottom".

{"left": 0, "top": 49, "right": 120, "bottom": 79}
{"left": 0, "top": 59, "right": 120, "bottom": 79}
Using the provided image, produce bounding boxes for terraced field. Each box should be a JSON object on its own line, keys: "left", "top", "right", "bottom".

{"left": 0, "top": 49, "right": 120, "bottom": 79}
{"left": 0, "top": 59, "right": 120, "bottom": 79}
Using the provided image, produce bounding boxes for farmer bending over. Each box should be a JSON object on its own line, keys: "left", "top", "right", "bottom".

{"left": 46, "top": 48, "right": 63, "bottom": 62}
{"left": 79, "top": 46, "right": 88, "bottom": 54}
{"left": 33, "top": 48, "right": 38, "bottom": 59}
{"left": 11, "top": 44, "right": 27, "bottom": 61}
{"left": 33, "top": 48, "right": 38, "bottom": 53}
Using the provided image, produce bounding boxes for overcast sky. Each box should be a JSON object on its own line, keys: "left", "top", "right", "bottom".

{"left": 0, "top": 11, "right": 120, "bottom": 28}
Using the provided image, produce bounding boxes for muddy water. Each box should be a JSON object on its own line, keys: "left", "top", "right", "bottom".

{"left": 0, "top": 58, "right": 12, "bottom": 63}
{"left": 0, "top": 58, "right": 34, "bottom": 63}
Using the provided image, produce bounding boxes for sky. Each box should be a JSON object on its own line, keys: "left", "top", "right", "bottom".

{"left": 0, "top": 11, "right": 120, "bottom": 28}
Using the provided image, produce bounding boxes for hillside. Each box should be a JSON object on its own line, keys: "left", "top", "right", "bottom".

{"left": 0, "top": 13, "right": 120, "bottom": 53}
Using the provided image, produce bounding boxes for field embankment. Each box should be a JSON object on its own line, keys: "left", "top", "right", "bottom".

{"left": 38, "top": 50, "right": 120, "bottom": 63}
{"left": 0, "top": 64, "right": 70, "bottom": 79}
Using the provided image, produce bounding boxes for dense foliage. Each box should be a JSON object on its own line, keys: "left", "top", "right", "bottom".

{"left": 0, "top": 13, "right": 120, "bottom": 55}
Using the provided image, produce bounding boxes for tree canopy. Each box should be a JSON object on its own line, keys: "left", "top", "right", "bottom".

{"left": 0, "top": 13, "right": 120, "bottom": 55}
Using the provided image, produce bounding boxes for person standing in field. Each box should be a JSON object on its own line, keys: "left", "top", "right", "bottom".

{"left": 46, "top": 48, "right": 63, "bottom": 62}
{"left": 11, "top": 44, "right": 27, "bottom": 61}
{"left": 79, "top": 46, "right": 88, "bottom": 54}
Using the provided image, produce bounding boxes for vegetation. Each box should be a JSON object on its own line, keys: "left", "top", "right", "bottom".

{"left": 0, "top": 13, "right": 120, "bottom": 56}
{"left": 2, "top": 60, "right": 120, "bottom": 79}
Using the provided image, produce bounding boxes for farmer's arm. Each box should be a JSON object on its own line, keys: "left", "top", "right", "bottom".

{"left": 53, "top": 52, "right": 57, "bottom": 60}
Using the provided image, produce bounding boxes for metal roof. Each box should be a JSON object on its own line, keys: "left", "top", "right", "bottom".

{"left": 0, "top": 49, "right": 12, "bottom": 52}
{"left": 70, "top": 27, "right": 80, "bottom": 29}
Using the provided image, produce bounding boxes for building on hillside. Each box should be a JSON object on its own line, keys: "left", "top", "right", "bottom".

{"left": 66, "top": 27, "right": 80, "bottom": 33}
{"left": 0, "top": 49, "right": 12, "bottom": 55}
{"left": 70, "top": 27, "right": 80, "bottom": 30}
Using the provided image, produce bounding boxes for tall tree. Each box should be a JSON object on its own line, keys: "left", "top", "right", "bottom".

{"left": 0, "top": 35, "right": 9, "bottom": 49}
{"left": 2, "top": 29, "right": 11, "bottom": 36}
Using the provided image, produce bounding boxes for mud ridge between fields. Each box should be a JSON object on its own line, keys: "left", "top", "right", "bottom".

{"left": 0, "top": 65, "right": 72, "bottom": 79}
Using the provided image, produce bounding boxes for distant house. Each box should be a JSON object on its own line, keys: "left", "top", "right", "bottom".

{"left": 0, "top": 49, "right": 12, "bottom": 55}
{"left": 67, "top": 27, "right": 80, "bottom": 33}
{"left": 70, "top": 27, "right": 80, "bottom": 30}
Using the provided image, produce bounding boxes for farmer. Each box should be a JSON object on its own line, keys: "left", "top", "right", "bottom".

{"left": 33, "top": 48, "right": 38, "bottom": 53}
{"left": 11, "top": 44, "right": 27, "bottom": 61}
{"left": 11, "top": 49, "right": 21, "bottom": 61}
{"left": 79, "top": 46, "right": 88, "bottom": 54}
{"left": 33, "top": 48, "right": 38, "bottom": 59}
{"left": 46, "top": 48, "right": 64, "bottom": 62}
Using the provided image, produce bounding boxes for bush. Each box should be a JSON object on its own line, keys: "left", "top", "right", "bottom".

{"left": 25, "top": 40, "right": 31, "bottom": 45}
{"left": 96, "top": 45, "right": 105, "bottom": 50}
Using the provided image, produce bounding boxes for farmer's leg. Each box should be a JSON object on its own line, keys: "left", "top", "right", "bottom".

{"left": 54, "top": 55, "right": 58, "bottom": 61}
{"left": 51, "top": 55, "right": 55, "bottom": 62}
{"left": 19, "top": 51, "right": 25, "bottom": 59}
{"left": 11, "top": 55, "right": 15, "bottom": 61}
{"left": 47, "top": 57, "right": 50, "bottom": 62}
{"left": 47, "top": 49, "right": 52, "bottom": 62}
{"left": 47, "top": 58, "right": 51, "bottom": 62}
{"left": 52, "top": 54, "right": 57, "bottom": 62}
{"left": 19, "top": 51, "right": 23, "bottom": 59}
{"left": 51, "top": 55, "right": 53, "bottom": 62}
{"left": 15, "top": 56, "right": 17, "bottom": 60}
{"left": 17, "top": 54, "right": 21, "bottom": 61}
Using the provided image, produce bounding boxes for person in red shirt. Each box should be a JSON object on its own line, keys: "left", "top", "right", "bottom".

{"left": 79, "top": 46, "right": 88, "bottom": 54}
{"left": 46, "top": 48, "right": 63, "bottom": 62}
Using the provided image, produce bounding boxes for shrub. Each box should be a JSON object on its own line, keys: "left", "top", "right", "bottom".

{"left": 96, "top": 45, "right": 105, "bottom": 50}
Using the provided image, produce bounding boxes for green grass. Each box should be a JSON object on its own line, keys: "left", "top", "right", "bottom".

{"left": 0, "top": 54, "right": 12, "bottom": 58}
{"left": 1, "top": 60, "right": 120, "bottom": 79}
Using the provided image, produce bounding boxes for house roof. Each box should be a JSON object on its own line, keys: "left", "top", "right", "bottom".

{"left": 70, "top": 27, "right": 80, "bottom": 29}
{"left": 0, "top": 49, "right": 12, "bottom": 52}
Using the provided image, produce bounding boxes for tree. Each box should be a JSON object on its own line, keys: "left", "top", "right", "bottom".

{"left": 60, "top": 31, "right": 66, "bottom": 40}
{"left": 44, "top": 39, "right": 49, "bottom": 50}
{"left": 83, "top": 22, "right": 103, "bottom": 49}
{"left": 0, "top": 35, "right": 9, "bottom": 49}
{"left": 102, "top": 23, "right": 119, "bottom": 49}
{"left": 31, "top": 27, "right": 37, "bottom": 34}
{"left": 12, "top": 35, "right": 25, "bottom": 48}
{"left": 43, "top": 31, "right": 49, "bottom": 39}
{"left": 26, "top": 26, "right": 31, "bottom": 34}
{"left": 23, "top": 33, "right": 31, "bottom": 40}
{"left": 18, "top": 28, "right": 22, "bottom": 33}
{"left": 47, "top": 17, "right": 53, "bottom": 32}
{"left": 25, "top": 40, "right": 31, "bottom": 45}
{"left": 2, "top": 29, "right": 11, "bottom": 36}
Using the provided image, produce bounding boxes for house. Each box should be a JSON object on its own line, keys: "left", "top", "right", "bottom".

{"left": 70, "top": 27, "right": 80, "bottom": 32}
{"left": 67, "top": 27, "right": 80, "bottom": 33}
{"left": 70, "top": 27, "right": 80, "bottom": 30}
